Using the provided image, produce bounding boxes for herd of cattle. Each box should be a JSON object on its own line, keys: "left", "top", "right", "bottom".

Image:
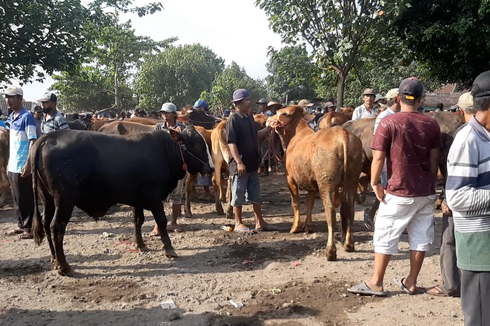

{"left": 0, "top": 107, "right": 464, "bottom": 276}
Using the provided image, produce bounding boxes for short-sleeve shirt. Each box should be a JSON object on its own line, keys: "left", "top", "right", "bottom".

{"left": 6, "top": 108, "right": 37, "bottom": 173}
{"left": 352, "top": 104, "right": 377, "bottom": 120}
{"left": 226, "top": 111, "right": 260, "bottom": 175}
{"left": 41, "top": 111, "right": 69, "bottom": 134}
{"left": 371, "top": 112, "right": 441, "bottom": 197}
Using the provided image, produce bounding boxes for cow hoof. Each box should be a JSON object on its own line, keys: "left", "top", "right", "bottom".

{"left": 225, "top": 213, "right": 233, "bottom": 219}
{"left": 185, "top": 212, "right": 193, "bottom": 219}
{"left": 138, "top": 245, "right": 150, "bottom": 252}
{"left": 304, "top": 224, "right": 314, "bottom": 233}
{"left": 58, "top": 267, "right": 74, "bottom": 277}
{"left": 290, "top": 225, "right": 302, "bottom": 234}
{"left": 326, "top": 250, "right": 337, "bottom": 261}
{"left": 344, "top": 243, "right": 355, "bottom": 252}
{"left": 216, "top": 210, "right": 224, "bottom": 216}
{"left": 165, "top": 248, "right": 178, "bottom": 258}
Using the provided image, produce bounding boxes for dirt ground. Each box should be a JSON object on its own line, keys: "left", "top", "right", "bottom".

{"left": 0, "top": 173, "right": 463, "bottom": 326}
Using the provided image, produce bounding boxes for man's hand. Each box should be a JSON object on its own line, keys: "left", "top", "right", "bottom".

{"left": 21, "top": 163, "right": 31, "bottom": 178}
{"left": 237, "top": 162, "right": 246, "bottom": 176}
{"left": 441, "top": 199, "right": 452, "bottom": 216}
{"left": 372, "top": 184, "right": 386, "bottom": 203}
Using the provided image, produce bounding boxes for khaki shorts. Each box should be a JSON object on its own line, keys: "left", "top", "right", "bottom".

{"left": 373, "top": 193, "right": 437, "bottom": 255}
{"left": 166, "top": 173, "right": 187, "bottom": 205}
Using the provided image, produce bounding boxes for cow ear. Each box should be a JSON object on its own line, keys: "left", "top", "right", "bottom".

{"left": 169, "top": 128, "right": 183, "bottom": 142}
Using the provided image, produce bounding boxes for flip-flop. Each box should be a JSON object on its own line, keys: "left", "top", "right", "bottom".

{"left": 395, "top": 278, "right": 415, "bottom": 295}
{"left": 234, "top": 227, "right": 252, "bottom": 233}
{"left": 19, "top": 232, "right": 33, "bottom": 240}
{"left": 255, "top": 224, "right": 279, "bottom": 232}
{"left": 5, "top": 229, "right": 24, "bottom": 236}
{"left": 426, "top": 285, "right": 449, "bottom": 297}
{"left": 149, "top": 231, "right": 160, "bottom": 237}
{"left": 347, "top": 282, "right": 387, "bottom": 297}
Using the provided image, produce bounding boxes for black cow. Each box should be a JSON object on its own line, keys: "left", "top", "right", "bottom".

{"left": 31, "top": 126, "right": 213, "bottom": 276}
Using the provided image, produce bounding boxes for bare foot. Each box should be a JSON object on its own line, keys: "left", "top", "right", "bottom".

{"left": 168, "top": 223, "right": 183, "bottom": 233}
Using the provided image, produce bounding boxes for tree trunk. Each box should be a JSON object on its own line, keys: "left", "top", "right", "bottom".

{"left": 114, "top": 65, "right": 120, "bottom": 108}
{"left": 336, "top": 71, "right": 346, "bottom": 108}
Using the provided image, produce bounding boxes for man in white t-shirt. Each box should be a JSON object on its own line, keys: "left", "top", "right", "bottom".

{"left": 352, "top": 88, "right": 377, "bottom": 120}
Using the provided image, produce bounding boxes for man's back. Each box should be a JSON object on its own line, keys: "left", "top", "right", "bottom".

{"left": 372, "top": 112, "right": 441, "bottom": 197}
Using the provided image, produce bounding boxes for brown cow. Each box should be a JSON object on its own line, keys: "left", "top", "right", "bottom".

{"left": 318, "top": 112, "right": 351, "bottom": 129}
{"left": 98, "top": 120, "right": 154, "bottom": 134}
{"left": 126, "top": 117, "right": 161, "bottom": 126}
{"left": 268, "top": 105, "right": 363, "bottom": 261}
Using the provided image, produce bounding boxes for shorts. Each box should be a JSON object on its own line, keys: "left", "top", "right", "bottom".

{"left": 166, "top": 173, "right": 187, "bottom": 205}
{"left": 197, "top": 174, "right": 212, "bottom": 187}
{"left": 230, "top": 171, "right": 262, "bottom": 207}
{"left": 373, "top": 193, "right": 437, "bottom": 255}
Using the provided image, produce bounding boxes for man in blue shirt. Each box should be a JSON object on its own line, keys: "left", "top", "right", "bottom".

{"left": 4, "top": 85, "right": 37, "bottom": 239}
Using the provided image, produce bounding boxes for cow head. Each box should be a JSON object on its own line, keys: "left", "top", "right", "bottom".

{"left": 169, "top": 126, "right": 214, "bottom": 175}
{"left": 266, "top": 105, "right": 316, "bottom": 148}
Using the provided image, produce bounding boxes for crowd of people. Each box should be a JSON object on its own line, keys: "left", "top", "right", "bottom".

{"left": 2, "top": 70, "right": 490, "bottom": 325}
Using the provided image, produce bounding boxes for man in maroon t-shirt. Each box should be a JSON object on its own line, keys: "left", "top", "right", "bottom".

{"left": 348, "top": 78, "right": 441, "bottom": 297}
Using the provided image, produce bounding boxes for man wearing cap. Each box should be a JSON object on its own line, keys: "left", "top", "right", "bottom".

{"left": 374, "top": 94, "right": 387, "bottom": 109}
{"left": 446, "top": 71, "right": 490, "bottom": 325}
{"left": 4, "top": 85, "right": 37, "bottom": 239}
{"left": 152, "top": 102, "right": 187, "bottom": 235}
{"left": 349, "top": 78, "right": 441, "bottom": 297}
{"left": 426, "top": 92, "right": 474, "bottom": 298}
{"left": 265, "top": 101, "right": 282, "bottom": 117}
{"left": 193, "top": 99, "right": 209, "bottom": 112}
{"left": 297, "top": 99, "right": 315, "bottom": 113}
{"left": 257, "top": 98, "right": 268, "bottom": 115}
{"left": 364, "top": 88, "right": 400, "bottom": 229}
{"left": 38, "top": 91, "right": 69, "bottom": 135}
{"left": 325, "top": 102, "right": 337, "bottom": 113}
{"left": 352, "top": 88, "right": 378, "bottom": 120}
{"left": 226, "top": 89, "right": 277, "bottom": 232}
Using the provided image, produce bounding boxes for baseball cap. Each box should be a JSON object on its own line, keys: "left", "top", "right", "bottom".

{"left": 256, "top": 98, "right": 268, "bottom": 105}
{"left": 267, "top": 101, "right": 282, "bottom": 108}
{"left": 38, "top": 91, "right": 57, "bottom": 103}
{"left": 471, "top": 71, "right": 490, "bottom": 98}
{"left": 223, "top": 109, "right": 231, "bottom": 117}
{"left": 232, "top": 89, "right": 250, "bottom": 102}
{"left": 160, "top": 102, "right": 177, "bottom": 113}
{"left": 363, "top": 88, "right": 376, "bottom": 96}
{"left": 374, "top": 94, "right": 385, "bottom": 102}
{"left": 3, "top": 85, "right": 23, "bottom": 96}
{"left": 457, "top": 92, "right": 473, "bottom": 109}
{"left": 325, "top": 101, "right": 336, "bottom": 108}
{"left": 399, "top": 78, "right": 423, "bottom": 100}
{"left": 193, "top": 99, "right": 208, "bottom": 110}
{"left": 385, "top": 88, "right": 399, "bottom": 101}
{"left": 298, "top": 99, "right": 314, "bottom": 108}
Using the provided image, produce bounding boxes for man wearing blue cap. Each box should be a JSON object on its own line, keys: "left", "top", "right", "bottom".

{"left": 192, "top": 99, "right": 213, "bottom": 200}
{"left": 226, "top": 89, "right": 277, "bottom": 232}
{"left": 193, "top": 99, "right": 209, "bottom": 112}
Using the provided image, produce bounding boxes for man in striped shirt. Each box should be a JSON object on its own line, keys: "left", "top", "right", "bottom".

{"left": 446, "top": 70, "right": 490, "bottom": 326}
{"left": 4, "top": 85, "right": 37, "bottom": 239}
{"left": 38, "top": 91, "right": 69, "bottom": 135}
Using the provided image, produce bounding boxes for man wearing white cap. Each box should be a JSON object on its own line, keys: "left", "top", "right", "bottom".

{"left": 352, "top": 88, "right": 378, "bottom": 120}
{"left": 38, "top": 91, "right": 68, "bottom": 134}
{"left": 4, "top": 85, "right": 37, "bottom": 239}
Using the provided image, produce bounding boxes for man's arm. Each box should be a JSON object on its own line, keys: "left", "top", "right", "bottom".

{"left": 257, "top": 126, "right": 271, "bottom": 144}
{"left": 226, "top": 118, "right": 246, "bottom": 176}
{"left": 371, "top": 150, "right": 387, "bottom": 202}
{"left": 429, "top": 148, "right": 439, "bottom": 180}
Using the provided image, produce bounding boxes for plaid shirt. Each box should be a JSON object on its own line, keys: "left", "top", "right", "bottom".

{"left": 41, "top": 111, "right": 69, "bottom": 134}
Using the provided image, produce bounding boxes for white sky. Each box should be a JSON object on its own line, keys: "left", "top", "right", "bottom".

{"left": 18, "top": 0, "right": 284, "bottom": 102}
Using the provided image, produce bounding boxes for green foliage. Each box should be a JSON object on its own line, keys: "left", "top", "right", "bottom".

{"left": 0, "top": 0, "right": 163, "bottom": 83}
{"left": 265, "top": 45, "right": 318, "bottom": 102}
{"left": 136, "top": 44, "right": 225, "bottom": 110}
{"left": 385, "top": 0, "right": 490, "bottom": 86}
{"left": 201, "top": 62, "right": 267, "bottom": 114}
{"left": 257, "top": 0, "right": 391, "bottom": 106}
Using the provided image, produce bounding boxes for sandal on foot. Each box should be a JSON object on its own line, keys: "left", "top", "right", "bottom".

{"left": 395, "top": 278, "right": 415, "bottom": 295}
{"left": 426, "top": 285, "right": 449, "bottom": 297}
{"left": 234, "top": 227, "right": 252, "bottom": 233}
{"left": 19, "top": 232, "right": 33, "bottom": 240}
{"left": 149, "top": 231, "right": 160, "bottom": 237}
{"left": 347, "top": 282, "right": 387, "bottom": 297}
{"left": 6, "top": 228, "right": 24, "bottom": 236}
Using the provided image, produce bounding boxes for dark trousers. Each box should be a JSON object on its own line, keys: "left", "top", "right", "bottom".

{"left": 461, "top": 269, "right": 490, "bottom": 326}
{"left": 440, "top": 214, "right": 461, "bottom": 295}
{"left": 8, "top": 172, "right": 34, "bottom": 230}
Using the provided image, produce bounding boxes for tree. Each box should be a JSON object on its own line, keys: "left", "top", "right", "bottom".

{"left": 51, "top": 66, "right": 134, "bottom": 112}
{"left": 200, "top": 62, "right": 267, "bottom": 114}
{"left": 90, "top": 18, "right": 175, "bottom": 107}
{"left": 385, "top": 0, "right": 490, "bottom": 86}
{"left": 136, "top": 44, "right": 225, "bottom": 110}
{"left": 0, "top": 0, "right": 163, "bottom": 83}
{"left": 265, "top": 45, "right": 318, "bottom": 102}
{"left": 256, "top": 0, "right": 391, "bottom": 106}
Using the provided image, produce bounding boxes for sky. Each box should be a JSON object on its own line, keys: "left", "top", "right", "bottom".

{"left": 17, "top": 0, "right": 284, "bottom": 102}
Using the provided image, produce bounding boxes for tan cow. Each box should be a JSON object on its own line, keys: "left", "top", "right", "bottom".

{"left": 126, "top": 117, "right": 161, "bottom": 126}
{"left": 318, "top": 112, "right": 351, "bottom": 129}
{"left": 268, "top": 105, "right": 363, "bottom": 261}
{"left": 98, "top": 120, "right": 154, "bottom": 134}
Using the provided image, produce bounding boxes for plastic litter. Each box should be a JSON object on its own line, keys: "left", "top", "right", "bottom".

{"left": 229, "top": 300, "right": 244, "bottom": 308}
{"left": 160, "top": 299, "right": 177, "bottom": 310}
{"left": 221, "top": 226, "right": 233, "bottom": 232}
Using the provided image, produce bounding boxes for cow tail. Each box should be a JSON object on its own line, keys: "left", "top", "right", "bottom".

{"left": 32, "top": 142, "right": 44, "bottom": 246}
{"left": 341, "top": 129, "right": 349, "bottom": 183}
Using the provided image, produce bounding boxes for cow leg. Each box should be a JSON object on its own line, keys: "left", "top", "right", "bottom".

{"left": 319, "top": 186, "right": 337, "bottom": 261}
{"left": 43, "top": 196, "right": 57, "bottom": 265}
{"left": 287, "top": 176, "right": 302, "bottom": 234}
{"left": 340, "top": 191, "right": 355, "bottom": 252}
{"left": 304, "top": 191, "right": 316, "bottom": 233}
{"left": 132, "top": 206, "right": 149, "bottom": 252}
{"left": 51, "top": 203, "right": 75, "bottom": 277}
{"left": 184, "top": 173, "right": 197, "bottom": 218}
{"left": 213, "top": 169, "right": 224, "bottom": 215}
{"left": 225, "top": 176, "right": 233, "bottom": 219}
{"left": 150, "top": 204, "right": 178, "bottom": 258}
{"left": 357, "top": 173, "right": 369, "bottom": 204}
